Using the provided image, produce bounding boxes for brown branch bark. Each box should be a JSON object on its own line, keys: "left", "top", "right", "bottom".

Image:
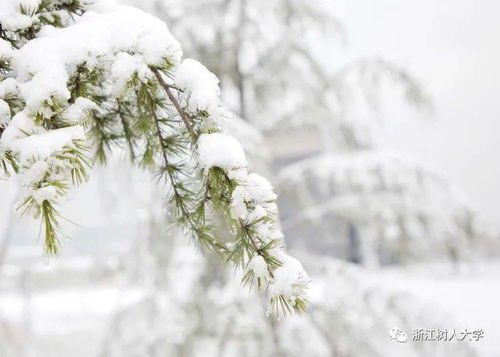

{"left": 152, "top": 68, "right": 197, "bottom": 139}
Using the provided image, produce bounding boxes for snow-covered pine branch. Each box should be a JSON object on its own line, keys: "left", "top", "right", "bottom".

{"left": 0, "top": 0, "right": 309, "bottom": 317}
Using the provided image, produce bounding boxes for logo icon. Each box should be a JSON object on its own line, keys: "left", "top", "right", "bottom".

{"left": 389, "top": 327, "right": 408, "bottom": 343}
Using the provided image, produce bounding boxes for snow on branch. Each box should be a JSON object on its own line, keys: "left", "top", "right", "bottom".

{"left": 0, "top": 0, "right": 309, "bottom": 317}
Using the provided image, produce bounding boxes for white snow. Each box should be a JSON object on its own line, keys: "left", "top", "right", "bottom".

{"left": 247, "top": 204, "right": 267, "bottom": 223}
{"left": 254, "top": 221, "right": 283, "bottom": 242}
{"left": 22, "top": 160, "right": 49, "bottom": 184}
{"left": 110, "top": 52, "right": 151, "bottom": 96}
{"left": 197, "top": 133, "right": 247, "bottom": 169}
{"left": 244, "top": 173, "right": 278, "bottom": 202}
{"left": 175, "top": 59, "right": 220, "bottom": 113}
{"left": 7, "top": 125, "right": 85, "bottom": 164}
{"left": 32, "top": 185, "right": 58, "bottom": 204}
{"left": 269, "top": 252, "right": 310, "bottom": 310}
{"left": 0, "top": 78, "right": 19, "bottom": 98}
{"left": 61, "top": 98, "right": 99, "bottom": 124}
{"left": 226, "top": 167, "right": 248, "bottom": 182}
{"left": 0, "top": 3, "right": 183, "bottom": 215}
{"left": 230, "top": 173, "right": 278, "bottom": 221}
{"left": 247, "top": 255, "right": 269, "bottom": 280}
{"left": 0, "top": 0, "right": 40, "bottom": 31}
{"left": 0, "top": 39, "right": 13, "bottom": 60}
{"left": 12, "top": 5, "right": 182, "bottom": 111}
{"left": 0, "top": 99, "right": 10, "bottom": 123}
{"left": 230, "top": 186, "right": 249, "bottom": 219}
{"left": 1, "top": 111, "right": 36, "bottom": 145}
{"left": 18, "top": 69, "right": 71, "bottom": 111}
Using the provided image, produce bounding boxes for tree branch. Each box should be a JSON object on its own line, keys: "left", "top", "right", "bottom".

{"left": 147, "top": 86, "right": 228, "bottom": 254}
{"left": 152, "top": 68, "right": 197, "bottom": 139}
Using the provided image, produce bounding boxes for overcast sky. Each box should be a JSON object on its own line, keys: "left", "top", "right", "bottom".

{"left": 334, "top": 0, "right": 500, "bottom": 232}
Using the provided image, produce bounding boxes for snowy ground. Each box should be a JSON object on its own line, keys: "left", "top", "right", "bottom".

{"left": 1, "top": 257, "right": 499, "bottom": 356}
{"left": 0, "top": 286, "right": 145, "bottom": 356}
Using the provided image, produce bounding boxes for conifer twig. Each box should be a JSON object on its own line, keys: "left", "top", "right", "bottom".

{"left": 147, "top": 85, "right": 229, "bottom": 254}
{"left": 152, "top": 69, "right": 196, "bottom": 138}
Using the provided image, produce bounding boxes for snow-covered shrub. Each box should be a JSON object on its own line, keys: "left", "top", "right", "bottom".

{"left": 277, "top": 151, "right": 482, "bottom": 266}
